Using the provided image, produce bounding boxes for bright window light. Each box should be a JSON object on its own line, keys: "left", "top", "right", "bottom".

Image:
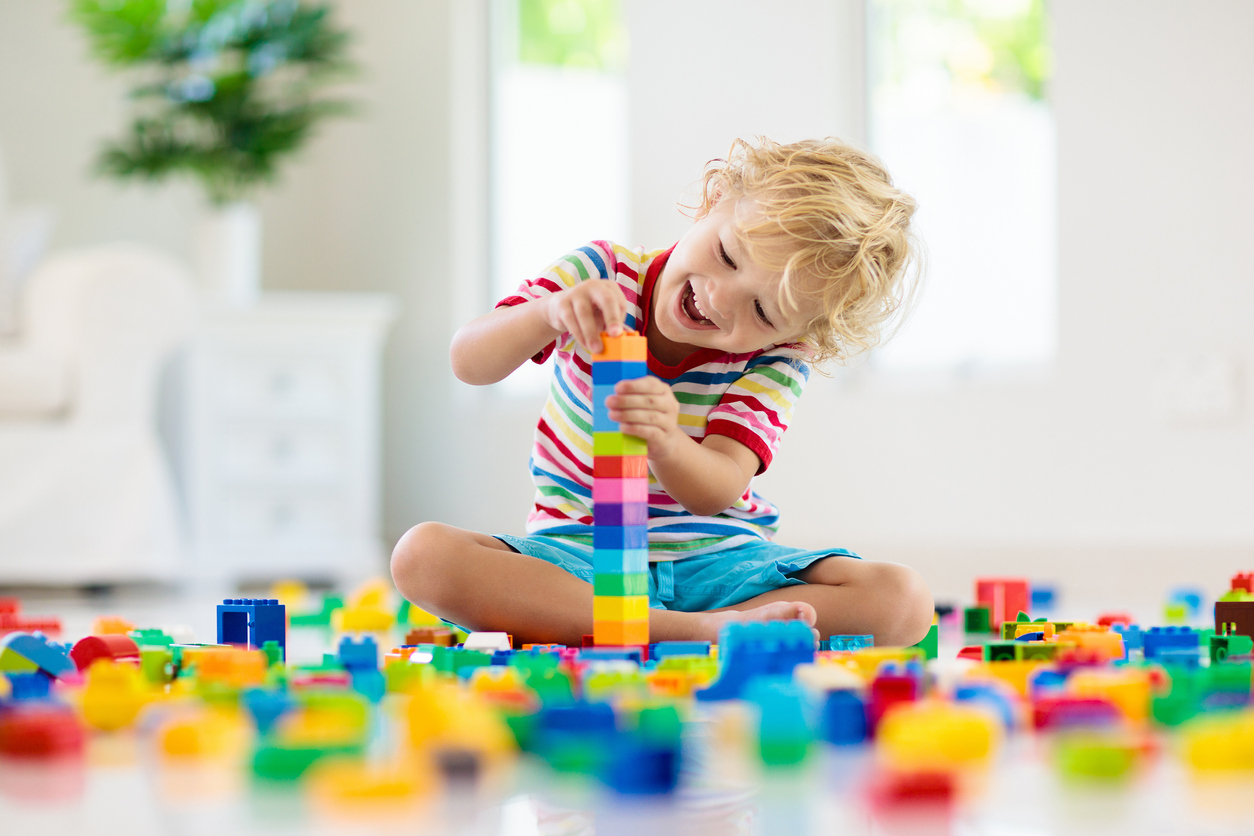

{"left": 867, "top": 0, "right": 1056, "bottom": 374}
{"left": 490, "top": 0, "right": 630, "bottom": 394}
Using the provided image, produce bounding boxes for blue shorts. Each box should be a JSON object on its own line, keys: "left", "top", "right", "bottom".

{"left": 495, "top": 533, "right": 860, "bottom": 613}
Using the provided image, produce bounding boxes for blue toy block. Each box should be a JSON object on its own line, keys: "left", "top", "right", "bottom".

{"left": 1143, "top": 626, "right": 1199, "bottom": 662}
{"left": 243, "top": 688, "right": 293, "bottom": 735}
{"left": 592, "top": 383, "right": 620, "bottom": 432}
{"left": 592, "top": 502, "right": 648, "bottom": 527}
{"left": 746, "top": 676, "right": 813, "bottom": 764}
{"left": 592, "top": 525, "right": 648, "bottom": 551}
{"left": 650, "top": 641, "right": 711, "bottom": 659}
{"left": 829, "top": 634, "right": 874, "bottom": 651}
{"left": 592, "top": 360, "right": 648, "bottom": 385}
{"left": 593, "top": 548, "right": 648, "bottom": 574}
{"left": 350, "top": 668, "right": 386, "bottom": 703}
{"left": 954, "top": 683, "right": 1016, "bottom": 730}
{"left": 6, "top": 671, "right": 53, "bottom": 701}
{"left": 1157, "top": 647, "right": 1202, "bottom": 668}
{"left": 337, "top": 636, "right": 378, "bottom": 671}
{"left": 1031, "top": 586, "right": 1057, "bottom": 610}
{"left": 820, "top": 689, "right": 867, "bottom": 745}
{"left": 578, "top": 647, "right": 643, "bottom": 664}
{"left": 1029, "top": 669, "right": 1069, "bottom": 698}
{"left": 1014, "top": 631, "right": 1046, "bottom": 642}
{"left": 1, "top": 632, "right": 74, "bottom": 678}
{"left": 696, "top": 620, "right": 815, "bottom": 702}
{"left": 216, "top": 598, "right": 286, "bottom": 657}
{"left": 1111, "top": 623, "right": 1143, "bottom": 660}
{"left": 602, "top": 739, "right": 680, "bottom": 794}
{"left": 1168, "top": 587, "right": 1205, "bottom": 617}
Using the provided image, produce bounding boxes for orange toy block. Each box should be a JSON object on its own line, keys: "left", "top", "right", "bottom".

{"left": 591, "top": 330, "right": 647, "bottom": 362}
{"left": 593, "top": 619, "right": 649, "bottom": 647}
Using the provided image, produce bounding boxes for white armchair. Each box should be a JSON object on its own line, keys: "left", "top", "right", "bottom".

{"left": 0, "top": 244, "right": 196, "bottom": 584}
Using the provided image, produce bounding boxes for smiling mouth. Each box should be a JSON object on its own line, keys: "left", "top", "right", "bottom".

{"left": 681, "top": 282, "right": 715, "bottom": 327}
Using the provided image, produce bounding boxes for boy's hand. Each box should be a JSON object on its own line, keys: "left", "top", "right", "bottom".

{"left": 540, "top": 281, "right": 629, "bottom": 355}
{"left": 607, "top": 377, "right": 685, "bottom": 460}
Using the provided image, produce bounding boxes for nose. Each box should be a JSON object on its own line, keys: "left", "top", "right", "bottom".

{"left": 703, "top": 279, "right": 739, "bottom": 320}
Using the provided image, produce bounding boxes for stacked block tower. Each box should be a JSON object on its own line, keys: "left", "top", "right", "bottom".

{"left": 591, "top": 330, "right": 650, "bottom": 647}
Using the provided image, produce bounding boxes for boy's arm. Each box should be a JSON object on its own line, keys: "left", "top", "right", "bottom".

{"left": 648, "top": 433, "right": 759, "bottom": 517}
{"left": 449, "top": 301, "right": 561, "bottom": 386}
{"left": 451, "top": 280, "right": 631, "bottom": 385}
{"left": 606, "top": 377, "right": 759, "bottom": 516}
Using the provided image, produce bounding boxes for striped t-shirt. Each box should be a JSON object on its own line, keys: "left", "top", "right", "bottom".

{"left": 496, "top": 241, "right": 811, "bottom": 560}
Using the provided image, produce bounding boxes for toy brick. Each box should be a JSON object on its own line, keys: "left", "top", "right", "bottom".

{"left": 592, "top": 501, "right": 648, "bottom": 527}
{"left": 910, "top": 624, "right": 939, "bottom": 660}
{"left": 0, "top": 633, "right": 74, "bottom": 678}
{"left": 964, "top": 606, "right": 991, "bottom": 634}
{"left": 592, "top": 360, "right": 648, "bottom": 385}
{"left": 594, "top": 619, "right": 649, "bottom": 647}
{"left": 593, "top": 432, "right": 647, "bottom": 457}
{"left": 592, "top": 524, "right": 648, "bottom": 551}
{"left": 593, "top": 548, "right": 649, "bottom": 574}
{"left": 829, "top": 634, "right": 874, "bottom": 651}
{"left": 594, "top": 572, "right": 649, "bottom": 596}
{"left": 593, "top": 455, "right": 648, "bottom": 478}
{"left": 592, "top": 476, "right": 648, "bottom": 504}
{"left": 1233, "top": 572, "right": 1254, "bottom": 594}
{"left": 975, "top": 578, "right": 1030, "bottom": 630}
{"left": 216, "top": 598, "right": 286, "bottom": 657}
{"left": 591, "top": 330, "right": 647, "bottom": 362}
{"left": 984, "top": 641, "right": 1020, "bottom": 662}
{"left": 593, "top": 595, "right": 650, "bottom": 621}
{"left": 1215, "top": 600, "right": 1254, "bottom": 638}
{"left": 592, "top": 383, "right": 620, "bottom": 432}
{"left": 70, "top": 634, "right": 140, "bottom": 672}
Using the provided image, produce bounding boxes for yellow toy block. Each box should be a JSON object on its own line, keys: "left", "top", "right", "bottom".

{"left": 1183, "top": 713, "right": 1254, "bottom": 772}
{"left": 82, "top": 659, "right": 151, "bottom": 731}
{"left": 159, "top": 708, "right": 248, "bottom": 759}
{"left": 308, "top": 759, "right": 427, "bottom": 811}
{"left": 336, "top": 606, "right": 394, "bottom": 632}
{"left": 91, "top": 616, "right": 136, "bottom": 635}
{"left": 877, "top": 701, "right": 1002, "bottom": 771}
{"left": 971, "top": 659, "right": 1049, "bottom": 696}
{"left": 849, "top": 646, "right": 925, "bottom": 680}
{"left": 594, "top": 619, "right": 649, "bottom": 647}
{"left": 591, "top": 329, "right": 647, "bottom": 362}
{"left": 270, "top": 579, "right": 308, "bottom": 609}
{"left": 1015, "top": 621, "right": 1055, "bottom": 639}
{"left": 593, "top": 595, "right": 650, "bottom": 621}
{"left": 407, "top": 681, "right": 515, "bottom": 759}
{"left": 196, "top": 647, "right": 268, "bottom": 689}
{"left": 1069, "top": 667, "right": 1151, "bottom": 722}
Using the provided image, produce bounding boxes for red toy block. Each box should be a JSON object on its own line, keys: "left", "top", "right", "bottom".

{"left": 957, "top": 645, "right": 984, "bottom": 661}
{"left": 1232, "top": 572, "right": 1254, "bottom": 594}
{"left": 1097, "top": 612, "right": 1133, "bottom": 628}
{"left": 866, "top": 769, "right": 954, "bottom": 810}
{"left": 868, "top": 673, "right": 918, "bottom": 730}
{"left": 975, "top": 578, "right": 1030, "bottom": 630}
{"left": 593, "top": 455, "right": 649, "bottom": 478}
{"left": 0, "top": 706, "right": 85, "bottom": 758}
{"left": 582, "top": 634, "right": 596, "bottom": 648}
{"left": 0, "top": 598, "right": 17, "bottom": 616}
{"left": 69, "top": 634, "right": 140, "bottom": 672}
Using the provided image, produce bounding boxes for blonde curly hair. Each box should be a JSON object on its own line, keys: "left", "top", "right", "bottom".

{"left": 693, "top": 137, "right": 920, "bottom": 365}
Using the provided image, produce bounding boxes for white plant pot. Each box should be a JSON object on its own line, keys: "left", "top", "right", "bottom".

{"left": 197, "top": 201, "right": 261, "bottom": 307}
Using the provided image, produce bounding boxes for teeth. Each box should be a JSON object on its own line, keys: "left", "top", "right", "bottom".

{"left": 692, "top": 286, "right": 708, "bottom": 320}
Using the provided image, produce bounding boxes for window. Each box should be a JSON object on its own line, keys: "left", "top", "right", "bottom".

{"left": 489, "top": 0, "right": 629, "bottom": 393}
{"left": 867, "top": 0, "right": 1056, "bottom": 374}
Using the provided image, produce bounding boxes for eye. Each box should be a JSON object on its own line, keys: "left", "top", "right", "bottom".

{"left": 718, "top": 241, "right": 737, "bottom": 270}
{"left": 754, "top": 300, "right": 773, "bottom": 327}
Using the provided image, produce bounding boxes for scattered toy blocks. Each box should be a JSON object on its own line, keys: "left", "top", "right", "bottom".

{"left": 217, "top": 598, "right": 286, "bottom": 658}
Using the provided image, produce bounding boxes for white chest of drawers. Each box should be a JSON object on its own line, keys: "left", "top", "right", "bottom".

{"left": 183, "top": 292, "right": 397, "bottom": 585}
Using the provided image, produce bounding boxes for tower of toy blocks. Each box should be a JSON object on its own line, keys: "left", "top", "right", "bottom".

{"left": 591, "top": 330, "right": 650, "bottom": 648}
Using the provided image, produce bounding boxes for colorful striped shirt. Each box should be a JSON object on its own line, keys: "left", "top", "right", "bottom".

{"left": 496, "top": 241, "right": 811, "bottom": 559}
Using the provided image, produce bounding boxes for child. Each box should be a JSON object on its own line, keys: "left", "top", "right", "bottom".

{"left": 392, "top": 137, "right": 933, "bottom": 648}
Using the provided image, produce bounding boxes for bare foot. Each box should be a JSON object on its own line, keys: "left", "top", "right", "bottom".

{"left": 696, "top": 600, "right": 820, "bottom": 646}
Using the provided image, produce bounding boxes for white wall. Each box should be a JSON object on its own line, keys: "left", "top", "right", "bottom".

{"left": 2, "top": 1, "right": 1252, "bottom": 605}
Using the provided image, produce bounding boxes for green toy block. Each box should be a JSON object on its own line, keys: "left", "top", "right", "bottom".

{"left": 289, "top": 594, "right": 344, "bottom": 628}
{"left": 1211, "top": 633, "right": 1254, "bottom": 663}
{"left": 129, "top": 628, "right": 173, "bottom": 648}
{"left": 1220, "top": 588, "right": 1254, "bottom": 602}
{"left": 1018, "top": 643, "right": 1058, "bottom": 661}
{"left": 909, "top": 623, "right": 939, "bottom": 660}
{"left": 252, "top": 742, "right": 363, "bottom": 780}
{"left": 594, "top": 572, "right": 649, "bottom": 596}
{"left": 0, "top": 648, "right": 39, "bottom": 674}
{"left": 262, "top": 640, "right": 283, "bottom": 667}
{"left": 140, "top": 647, "right": 174, "bottom": 684}
{"left": 592, "top": 432, "right": 646, "bottom": 456}
{"left": 1054, "top": 734, "right": 1136, "bottom": 782}
{"left": 385, "top": 660, "right": 435, "bottom": 693}
{"left": 964, "top": 606, "right": 991, "bottom": 634}
{"left": 984, "top": 641, "right": 1020, "bottom": 662}
{"left": 396, "top": 599, "right": 412, "bottom": 625}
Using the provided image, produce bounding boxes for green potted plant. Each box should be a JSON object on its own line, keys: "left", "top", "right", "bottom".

{"left": 70, "top": 0, "right": 355, "bottom": 305}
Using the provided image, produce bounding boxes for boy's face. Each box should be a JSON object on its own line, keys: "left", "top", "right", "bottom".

{"left": 654, "top": 198, "right": 814, "bottom": 356}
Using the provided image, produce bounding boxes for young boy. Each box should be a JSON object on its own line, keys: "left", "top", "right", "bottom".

{"left": 392, "top": 137, "right": 933, "bottom": 648}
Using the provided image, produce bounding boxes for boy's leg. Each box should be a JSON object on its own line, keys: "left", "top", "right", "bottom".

{"left": 390, "top": 522, "right": 818, "bottom": 646}
{"left": 708, "top": 555, "right": 934, "bottom": 647}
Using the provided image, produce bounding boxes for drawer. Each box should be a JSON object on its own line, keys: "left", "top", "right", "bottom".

{"left": 215, "top": 354, "right": 344, "bottom": 419}
{"left": 214, "top": 491, "right": 349, "bottom": 542}
{"left": 218, "top": 426, "right": 344, "bottom": 484}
